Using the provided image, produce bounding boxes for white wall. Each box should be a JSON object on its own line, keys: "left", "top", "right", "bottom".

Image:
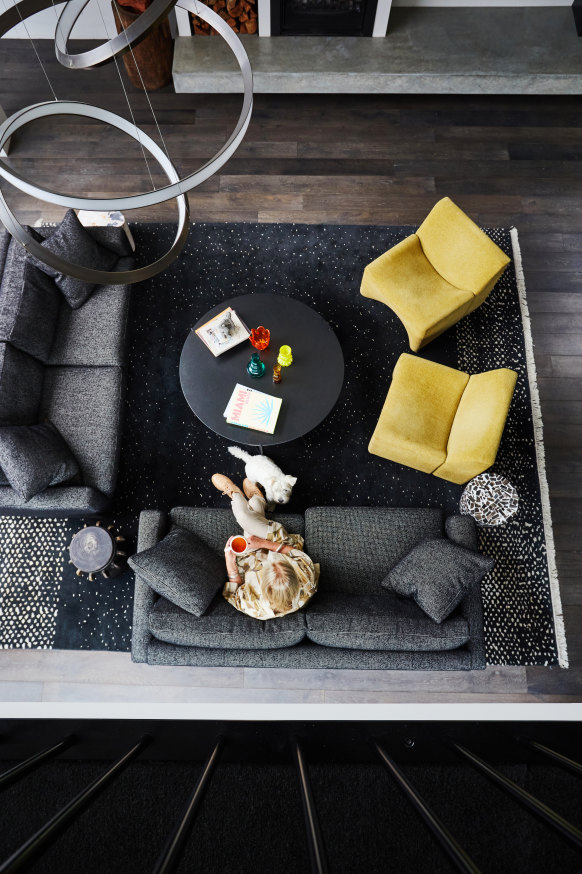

{"left": 2, "top": 0, "right": 117, "bottom": 39}
{"left": 393, "top": 1, "right": 570, "bottom": 6}
{"left": 1, "top": 0, "right": 572, "bottom": 39}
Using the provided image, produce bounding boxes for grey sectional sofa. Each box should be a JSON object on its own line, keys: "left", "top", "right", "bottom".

{"left": 0, "top": 227, "right": 133, "bottom": 515}
{"left": 132, "top": 506, "right": 486, "bottom": 670}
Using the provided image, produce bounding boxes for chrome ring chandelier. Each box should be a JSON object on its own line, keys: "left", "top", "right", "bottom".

{"left": 0, "top": 0, "right": 254, "bottom": 284}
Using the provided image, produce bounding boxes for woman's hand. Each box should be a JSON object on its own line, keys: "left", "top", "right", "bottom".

{"left": 247, "top": 534, "right": 291, "bottom": 555}
{"left": 224, "top": 537, "right": 242, "bottom": 585}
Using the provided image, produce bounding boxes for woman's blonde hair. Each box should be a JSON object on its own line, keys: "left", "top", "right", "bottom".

{"left": 260, "top": 554, "right": 301, "bottom": 614}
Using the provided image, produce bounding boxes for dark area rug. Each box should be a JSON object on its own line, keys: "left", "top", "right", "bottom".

{"left": 1, "top": 223, "right": 566, "bottom": 666}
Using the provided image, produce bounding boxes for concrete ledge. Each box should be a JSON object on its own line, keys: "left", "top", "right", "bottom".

{"left": 173, "top": 7, "right": 582, "bottom": 94}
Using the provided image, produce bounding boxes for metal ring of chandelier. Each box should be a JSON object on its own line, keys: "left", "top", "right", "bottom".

{"left": 0, "top": 101, "right": 190, "bottom": 284}
{"left": 54, "top": 0, "right": 178, "bottom": 70}
{"left": 0, "top": 0, "right": 254, "bottom": 284}
{"left": 0, "top": 1, "right": 253, "bottom": 211}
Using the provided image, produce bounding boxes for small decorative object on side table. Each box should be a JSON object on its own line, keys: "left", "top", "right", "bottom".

{"left": 460, "top": 473, "right": 519, "bottom": 527}
{"left": 247, "top": 351, "right": 266, "bottom": 379}
{"left": 250, "top": 326, "right": 270, "bottom": 351}
{"left": 277, "top": 345, "right": 293, "bottom": 367}
{"left": 68, "top": 520, "right": 127, "bottom": 582}
{"left": 272, "top": 364, "right": 282, "bottom": 383}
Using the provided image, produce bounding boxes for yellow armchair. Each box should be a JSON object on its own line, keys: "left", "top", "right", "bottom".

{"left": 360, "top": 197, "right": 511, "bottom": 351}
{"left": 369, "top": 354, "right": 517, "bottom": 485}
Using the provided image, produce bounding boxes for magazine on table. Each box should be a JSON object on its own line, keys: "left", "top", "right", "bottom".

{"left": 224, "top": 384, "right": 282, "bottom": 435}
{"left": 195, "top": 307, "right": 250, "bottom": 357}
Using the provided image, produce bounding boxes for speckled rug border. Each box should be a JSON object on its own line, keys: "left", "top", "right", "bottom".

{"left": 0, "top": 223, "right": 566, "bottom": 666}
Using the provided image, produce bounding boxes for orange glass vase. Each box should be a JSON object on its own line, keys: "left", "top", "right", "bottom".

{"left": 250, "top": 326, "right": 270, "bottom": 351}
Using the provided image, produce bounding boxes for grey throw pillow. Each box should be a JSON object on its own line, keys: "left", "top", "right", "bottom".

{"left": 381, "top": 538, "right": 494, "bottom": 624}
{"left": 30, "top": 210, "right": 119, "bottom": 309}
{"left": 128, "top": 525, "right": 225, "bottom": 617}
{"left": 0, "top": 261, "right": 61, "bottom": 363}
{"left": 0, "top": 422, "right": 80, "bottom": 501}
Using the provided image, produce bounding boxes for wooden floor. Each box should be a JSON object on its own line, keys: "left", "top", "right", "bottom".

{"left": 0, "top": 41, "right": 581, "bottom": 704}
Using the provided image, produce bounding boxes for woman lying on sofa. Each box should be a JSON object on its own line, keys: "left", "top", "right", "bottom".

{"left": 212, "top": 474, "right": 319, "bottom": 620}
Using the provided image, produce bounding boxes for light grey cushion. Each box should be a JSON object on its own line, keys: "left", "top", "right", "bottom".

{"left": 305, "top": 592, "right": 469, "bottom": 651}
{"left": 381, "top": 539, "right": 494, "bottom": 624}
{"left": 48, "top": 280, "right": 132, "bottom": 367}
{"left": 39, "top": 365, "right": 123, "bottom": 496}
{"left": 148, "top": 594, "right": 307, "bottom": 650}
{"left": 128, "top": 525, "right": 225, "bottom": 617}
{"left": 0, "top": 422, "right": 79, "bottom": 501}
{"left": 0, "top": 342, "right": 44, "bottom": 425}
{"left": 31, "top": 210, "right": 119, "bottom": 308}
{"left": 169, "top": 507, "right": 305, "bottom": 556}
{"left": 305, "top": 506, "right": 445, "bottom": 595}
{"left": 0, "top": 261, "right": 60, "bottom": 363}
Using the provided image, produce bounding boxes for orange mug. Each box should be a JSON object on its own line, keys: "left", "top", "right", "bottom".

{"left": 230, "top": 536, "right": 248, "bottom": 554}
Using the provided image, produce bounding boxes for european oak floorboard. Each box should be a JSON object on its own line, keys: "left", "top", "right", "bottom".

{"left": 0, "top": 40, "right": 580, "bottom": 704}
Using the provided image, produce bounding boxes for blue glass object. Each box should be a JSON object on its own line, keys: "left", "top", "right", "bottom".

{"left": 247, "top": 351, "right": 266, "bottom": 379}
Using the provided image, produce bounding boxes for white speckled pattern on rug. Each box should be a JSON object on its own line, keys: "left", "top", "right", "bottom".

{"left": 0, "top": 223, "right": 566, "bottom": 666}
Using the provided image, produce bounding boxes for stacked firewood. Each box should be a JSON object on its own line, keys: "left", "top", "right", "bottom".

{"left": 190, "top": 0, "right": 257, "bottom": 34}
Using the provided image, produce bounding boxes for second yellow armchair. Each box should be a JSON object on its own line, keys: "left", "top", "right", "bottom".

{"left": 369, "top": 354, "right": 518, "bottom": 485}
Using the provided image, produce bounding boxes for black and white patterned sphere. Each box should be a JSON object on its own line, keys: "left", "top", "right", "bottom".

{"left": 460, "top": 473, "right": 519, "bottom": 527}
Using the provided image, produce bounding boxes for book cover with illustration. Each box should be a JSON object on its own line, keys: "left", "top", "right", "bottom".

{"left": 224, "top": 384, "right": 282, "bottom": 434}
{"left": 195, "top": 307, "right": 250, "bottom": 357}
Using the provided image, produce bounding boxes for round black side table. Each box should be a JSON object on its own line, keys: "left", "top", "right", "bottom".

{"left": 68, "top": 521, "right": 126, "bottom": 581}
{"left": 179, "top": 293, "right": 345, "bottom": 447}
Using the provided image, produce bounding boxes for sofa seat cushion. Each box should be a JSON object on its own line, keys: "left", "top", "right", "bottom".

{"left": 0, "top": 342, "right": 44, "bottom": 426}
{"left": 39, "top": 365, "right": 123, "bottom": 497}
{"left": 305, "top": 592, "right": 469, "bottom": 651}
{"left": 0, "top": 261, "right": 60, "bottom": 363}
{"left": 48, "top": 279, "right": 132, "bottom": 367}
{"left": 304, "top": 507, "right": 444, "bottom": 595}
{"left": 148, "top": 594, "right": 307, "bottom": 650}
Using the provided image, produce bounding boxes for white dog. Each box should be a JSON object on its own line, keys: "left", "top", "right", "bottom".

{"left": 227, "top": 446, "right": 297, "bottom": 508}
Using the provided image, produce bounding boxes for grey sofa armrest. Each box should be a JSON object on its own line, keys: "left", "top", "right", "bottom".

{"left": 0, "top": 486, "right": 110, "bottom": 517}
{"left": 445, "top": 513, "right": 486, "bottom": 669}
{"left": 131, "top": 510, "right": 168, "bottom": 663}
{"left": 445, "top": 514, "right": 478, "bottom": 551}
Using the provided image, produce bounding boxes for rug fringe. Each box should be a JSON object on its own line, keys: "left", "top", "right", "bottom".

{"left": 510, "top": 227, "right": 568, "bottom": 669}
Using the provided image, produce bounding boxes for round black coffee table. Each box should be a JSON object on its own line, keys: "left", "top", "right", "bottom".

{"left": 179, "top": 293, "right": 344, "bottom": 447}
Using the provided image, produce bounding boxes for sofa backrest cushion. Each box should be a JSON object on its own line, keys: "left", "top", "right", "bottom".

{"left": 170, "top": 507, "right": 305, "bottom": 556}
{"left": 0, "top": 260, "right": 60, "bottom": 363}
{"left": 0, "top": 342, "right": 44, "bottom": 425}
{"left": 304, "top": 506, "right": 444, "bottom": 595}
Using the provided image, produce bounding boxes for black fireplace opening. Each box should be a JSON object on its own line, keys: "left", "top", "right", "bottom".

{"left": 270, "top": 0, "right": 377, "bottom": 36}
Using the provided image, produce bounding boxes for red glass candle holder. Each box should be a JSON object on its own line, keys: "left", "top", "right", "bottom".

{"left": 250, "top": 326, "right": 270, "bottom": 351}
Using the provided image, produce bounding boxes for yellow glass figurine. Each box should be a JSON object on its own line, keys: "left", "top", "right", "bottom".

{"left": 277, "top": 345, "right": 293, "bottom": 367}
